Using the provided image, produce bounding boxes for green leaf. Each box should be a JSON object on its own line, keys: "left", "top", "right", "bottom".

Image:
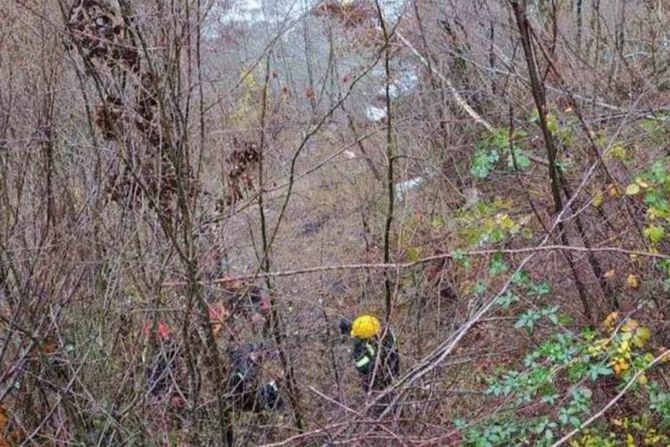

{"left": 471, "top": 149, "right": 499, "bottom": 178}
{"left": 472, "top": 282, "right": 487, "bottom": 295}
{"left": 496, "top": 291, "right": 519, "bottom": 309}
{"left": 608, "top": 145, "right": 628, "bottom": 161}
{"left": 406, "top": 247, "right": 420, "bottom": 262}
{"left": 511, "top": 270, "right": 530, "bottom": 286}
{"left": 546, "top": 113, "right": 558, "bottom": 134}
{"left": 587, "top": 364, "right": 613, "bottom": 381}
{"left": 515, "top": 310, "right": 541, "bottom": 334}
{"left": 507, "top": 149, "right": 532, "bottom": 170}
{"left": 650, "top": 160, "right": 667, "bottom": 182}
{"left": 530, "top": 281, "right": 551, "bottom": 296}
{"left": 645, "top": 225, "right": 665, "bottom": 244}
{"left": 489, "top": 252, "right": 508, "bottom": 276}
{"left": 555, "top": 159, "right": 570, "bottom": 173}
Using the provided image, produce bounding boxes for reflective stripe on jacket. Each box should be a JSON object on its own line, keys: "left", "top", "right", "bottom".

{"left": 353, "top": 331, "right": 397, "bottom": 375}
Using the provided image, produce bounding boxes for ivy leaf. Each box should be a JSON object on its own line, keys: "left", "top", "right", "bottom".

{"left": 496, "top": 291, "right": 519, "bottom": 309}
{"left": 511, "top": 270, "right": 530, "bottom": 286}
{"left": 471, "top": 149, "right": 499, "bottom": 178}
{"left": 515, "top": 310, "right": 541, "bottom": 334}
{"left": 472, "top": 281, "right": 487, "bottom": 295}
{"left": 507, "top": 149, "right": 531, "bottom": 170}
{"left": 587, "top": 364, "right": 613, "bottom": 381}
{"left": 489, "top": 252, "right": 508, "bottom": 276}
{"left": 530, "top": 281, "right": 551, "bottom": 296}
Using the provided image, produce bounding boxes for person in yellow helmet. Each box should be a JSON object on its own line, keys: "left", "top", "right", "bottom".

{"left": 341, "top": 314, "right": 399, "bottom": 393}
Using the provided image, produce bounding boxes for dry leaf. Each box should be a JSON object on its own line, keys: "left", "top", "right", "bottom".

{"left": 608, "top": 183, "right": 621, "bottom": 198}
{"left": 626, "top": 274, "right": 640, "bottom": 289}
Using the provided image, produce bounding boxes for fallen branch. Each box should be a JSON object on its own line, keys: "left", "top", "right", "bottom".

{"left": 163, "top": 244, "right": 669, "bottom": 287}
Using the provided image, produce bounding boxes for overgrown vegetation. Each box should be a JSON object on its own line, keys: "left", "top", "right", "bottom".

{"left": 2, "top": 0, "right": 670, "bottom": 445}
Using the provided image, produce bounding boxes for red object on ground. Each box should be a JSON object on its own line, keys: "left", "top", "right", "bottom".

{"left": 208, "top": 305, "right": 222, "bottom": 322}
{"left": 143, "top": 321, "right": 171, "bottom": 341}
{"left": 258, "top": 297, "right": 271, "bottom": 315}
{"left": 170, "top": 395, "right": 184, "bottom": 409}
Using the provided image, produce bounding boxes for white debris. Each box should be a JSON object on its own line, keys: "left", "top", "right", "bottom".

{"left": 394, "top": 176, "right": 426, "bottom": 201}
{"left": 365, "top": 105, "right": 387, "bottom": 122}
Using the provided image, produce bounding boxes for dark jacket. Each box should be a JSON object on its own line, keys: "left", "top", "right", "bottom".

{"left": 352, "top": 330, "right": 399, "bottom": 392}
{"left": 226, "top": 343, "right": 282, "bottom": 413}
{"left": 146, "top": 340, "right": 178, "bottom": 397}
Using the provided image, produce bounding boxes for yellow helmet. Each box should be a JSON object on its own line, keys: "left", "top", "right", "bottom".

{"left": 350, "top": 315, "right": 381, "bottom": 340}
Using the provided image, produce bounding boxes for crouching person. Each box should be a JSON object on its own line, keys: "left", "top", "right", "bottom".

{"left": 227, "top": 342, "right": 283, "bottom": 413}
{"left": 143, "top": 321, "right": 187, "bottom": 440}
{"left": 225, "top": 342, "right": 283, "bottom": 445}
{"left": 341, "top": 314, "right": 399, "bottom": 410}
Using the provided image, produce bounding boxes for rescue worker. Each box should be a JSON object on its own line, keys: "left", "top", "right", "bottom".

{"left": 143, "top": 321, "right": 187, "bottom": 415}
{"left": 341, "top": 314, "right": 399, "bottom": 393}
{"left": 226, "top": 342, "right": 283, "bottom": 413}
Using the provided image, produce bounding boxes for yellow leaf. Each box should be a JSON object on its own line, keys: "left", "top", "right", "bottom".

{"left": 406, "top": 247, "right": 420, "bottom": 262}
{"left": 626, "top": 274, "right": 640, "bottom": 289}
{"left": 602, "top": 312, "right": 619, "bottom": 332}
{"left": 635, "top": 177, "right": 649, "bottom": 189}
{"left": 625, "top": 184, "right": 641, "bottom": 195}
{"left": 647, "top": 206, "right": 666, "bottom": 220}
{"left": 431, "top": 215, "right": 445, "bottom": 229}
{"left": 592, "top": 192, "right": 604, "bottom": 208}
{"left": 608, "top": 145, "right": 628, "bottom": 160}
{"left": 622, "top": 319, "right": 639, "bottom": 332}
{"left": 612, "top": 357, "right": 629, "bottom": 375}
{"left": 633, "top": 327, "right": 651, "bottom": 348}
{"left": 625, "top": 433, "right": 635, "bottom": 447}
{"left": 608, "top": 183, "right": 621, "bottom": 198}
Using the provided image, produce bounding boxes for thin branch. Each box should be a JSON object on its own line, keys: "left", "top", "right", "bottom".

{"left": 163, "top": 244, "right": 669, "bottom": 287}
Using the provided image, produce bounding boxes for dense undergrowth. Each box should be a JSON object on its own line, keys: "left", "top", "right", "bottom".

{"left": 2, "top": 0, "right": 670, "bottom": 446}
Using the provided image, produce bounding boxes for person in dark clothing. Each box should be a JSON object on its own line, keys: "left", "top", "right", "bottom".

{"left": 226, "top": 342, "right": 283, "bottom": 413}
{"left": 341, "top": 315, "right": 399, "bottom": 393}
{"left": 144, "top": 321, "right": 179, "bottom": 398}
